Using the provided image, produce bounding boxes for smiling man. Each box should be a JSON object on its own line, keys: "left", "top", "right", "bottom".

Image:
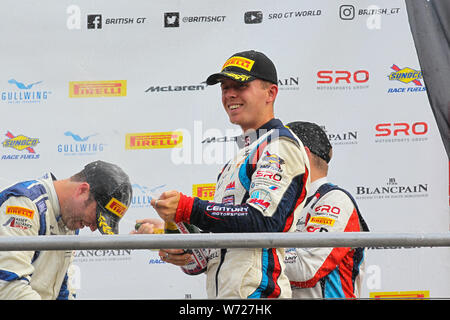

{"left": 150, "top": 50, "right": 310, "bottom": 299}
{"left": 0, "top": 160, "right": 132, "bottom": 299}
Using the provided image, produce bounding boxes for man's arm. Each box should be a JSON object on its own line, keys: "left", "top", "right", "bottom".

{"left": 0, "top": 197, "right": 42, "bottom": 299}
{"left": 155, "top": 138, "right": 309, "bottom": 233}
{"left": 284, "top": 190, "right": 362, "bottom": 287}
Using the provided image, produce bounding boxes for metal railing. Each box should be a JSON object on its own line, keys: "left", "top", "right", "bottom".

{"left": 0, "top": 232, "right": 449, "bottom": 251}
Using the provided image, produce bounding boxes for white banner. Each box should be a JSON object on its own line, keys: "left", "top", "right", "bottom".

{"left": 0, "top": 0, "right": 448, "bottom": 299}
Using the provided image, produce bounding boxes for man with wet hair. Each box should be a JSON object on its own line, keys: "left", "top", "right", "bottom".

{"left": 284, "top": 121, "right": 369, "bottom": 299}
{"left": 0, "top": 160, "right": 132, "bottom": 299}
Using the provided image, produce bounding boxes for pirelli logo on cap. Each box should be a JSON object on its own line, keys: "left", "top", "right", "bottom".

{"left": 6, "top": 206, "right": 35, "bottom": 219}
{"left": 221, "top": 56, "right": 255, "bottom": 72}
{"left": 105, "top": 198, "right": 127, "bottom": 218}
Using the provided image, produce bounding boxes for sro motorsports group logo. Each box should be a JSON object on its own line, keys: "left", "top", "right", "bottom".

{"left": 316, "top": 69, "right": 369, "bottom": 90}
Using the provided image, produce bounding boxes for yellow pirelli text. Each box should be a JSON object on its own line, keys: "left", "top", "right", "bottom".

{"left": 6, "top": 206, "right": 35, "bottom": 219}
{"left": 125, "top": 132, "right": 183, "bottom": 149}
{"left": 69, "top": 80, "right": 127, "bottom": 98}
{"left": 193, "top": 183, "right": 216, "bottom": 200}
{"left": 310, "top": 216, "right": 335, "bottom": 226}
{"left": 221, "top": 56, "right": 255, "bottom": 72}
{"left": 105, "top": 198, "right": 128, "bottom": 218}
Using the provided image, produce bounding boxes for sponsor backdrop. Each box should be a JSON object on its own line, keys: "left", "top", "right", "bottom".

{"left": 0, "top": 0, "right": 448, "bottom": 299}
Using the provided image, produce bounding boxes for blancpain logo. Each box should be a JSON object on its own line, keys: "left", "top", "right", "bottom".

{"left": 73, "top": 249, "right": 132, "bottom": 262}
{"left": 355, "top": 178, "right": 428, "bottom": 200}
{"left": 321, "top": 126, "right": 358, "bottom": 145}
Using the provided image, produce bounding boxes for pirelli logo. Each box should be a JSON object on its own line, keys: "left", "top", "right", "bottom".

{"left": 69, "top": 80, "right": 127, "bottom": 98}
{"left": 105, "top": 198, "right": 127, "bottom": 218}
{"left": 125, "top": 132, "right": 183, "bottom": 149}
{"left": 222, "top": 56, "right": 255, "bottom": 72}
{"left": 192, "top": 183, "right": 215, "bottom": 200}
{"left": 369, "top": 290, "right": 430, "bottom": 299}
{"left": 310, "top": 216, "right": 335, "bottom": 226}
{"left": 6, "top": 206, "right": 35, "bottom": 219}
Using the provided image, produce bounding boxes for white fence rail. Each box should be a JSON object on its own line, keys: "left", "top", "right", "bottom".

{"left": 0, "top": 232, "right": 449, "bottom": 251}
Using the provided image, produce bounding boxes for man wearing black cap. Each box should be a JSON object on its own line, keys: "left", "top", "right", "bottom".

{"left": 152, "top": 50, "right": 310, "bottom": 298}
{"left": 0, "top": 160, "right": 132, "bottom": 299}
{"left": 283, "top": 121, "right": 369, "bottom": 299}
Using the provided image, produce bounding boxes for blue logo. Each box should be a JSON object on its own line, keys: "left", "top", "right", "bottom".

{"left": 8, "top": 79, "right": 43, "bottom": 90}
{"left": 57, "top": 131, "right": 106, "bottom": 156}
{"left": 64, "top": 131, "right": 98, "bottom": 142}
{"left": 131, "top": 184, "right": 166, "bottom": 208}
{"left": 1, "top": 79, "right": 51, "bottom": 104}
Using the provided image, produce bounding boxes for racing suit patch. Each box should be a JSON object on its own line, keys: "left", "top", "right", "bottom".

{"left": 309, "top": 216, "right": 335, "bottom": 226}
{"left": 5, "top": 206, "right": 35, "bottom": 219}
{"left": 2, "top": 216, "right": 33, "bottom": 230}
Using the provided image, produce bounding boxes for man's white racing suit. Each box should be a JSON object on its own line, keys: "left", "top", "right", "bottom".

{"left": 0, "top": 173, "right": 76, "bottom": 299}
{"left": 176, "top": 119, "right": 310, "bottom": 298}
{"left": 284, "top": 177, "right": 369, "bottom": 299}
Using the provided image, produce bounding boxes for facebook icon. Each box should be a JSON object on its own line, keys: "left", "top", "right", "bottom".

{"left": 87, "top": 14, "right": 102, "bottom": 29}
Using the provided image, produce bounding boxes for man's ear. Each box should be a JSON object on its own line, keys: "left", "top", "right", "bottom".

{"left": 266, "top": 84, "right": 278, "bottom": 104}
{"left": 76, "top": 182, "right": 91, "bottom": 199}
{"left": 304, "top": 146, "right": 311, "bottom": 158}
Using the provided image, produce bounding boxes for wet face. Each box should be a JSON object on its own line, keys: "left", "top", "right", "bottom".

{"left": 61, "top": 185, "right": 98, "bottom": 231}
{"left": 220, "top": 78, "right": 277, "bottom": 132}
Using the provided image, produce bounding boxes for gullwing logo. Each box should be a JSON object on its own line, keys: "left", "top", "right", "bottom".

{"left": 1, "top": 79, "right": 51, "bottom": 104}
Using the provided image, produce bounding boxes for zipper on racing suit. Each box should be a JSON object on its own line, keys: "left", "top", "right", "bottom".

{"left": 215, "top": 248, "right": 227, "bottom": 297}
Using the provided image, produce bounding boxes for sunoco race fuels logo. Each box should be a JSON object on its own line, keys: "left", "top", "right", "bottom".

{"left": 387, "top": 64, "right": 426, "bottom": 93}
{"left": 1, "top": 131, "right": 40, "bottom": 160}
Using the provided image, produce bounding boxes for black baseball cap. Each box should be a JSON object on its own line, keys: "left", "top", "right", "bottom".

{"left": 83, "top": 160, "right": 132, "bottom": 235}
{"left": 287, "top": 121, "right": 333, "bottom": 163}
{"left": 206, "top": 50, "right": 278, "bottom": 85}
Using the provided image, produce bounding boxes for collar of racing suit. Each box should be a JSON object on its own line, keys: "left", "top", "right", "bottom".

{"left": 309, "top": 177, "right": 328, "bottom": 195}
{"left": 39, "top": 172, "right": 63, "bottom": 223}
{"left": 235, "top": 118, "right": 283, "bottom": 149}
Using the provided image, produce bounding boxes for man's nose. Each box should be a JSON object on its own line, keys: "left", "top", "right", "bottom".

{"left": 223, "top": 87, "right": 238, "bottom": 99}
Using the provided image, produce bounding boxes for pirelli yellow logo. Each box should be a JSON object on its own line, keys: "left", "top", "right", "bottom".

{"left": 105, "top": 198, "right": 127, "bottom": 218}
{"left": 222, "top": 56, "right": 255, "bottom": 72}
{"left": 370, "top": 290, "right": 430, "bottom": 299}
{"left": 6, "top": 206, "right": 35, "bottom": 219}
{"left": 192, "top": 183, "right": 215, "bottom": 200}
{"left": 69, "top": 80, "right": 127, "bottom": 98}
{"left": 125, "top": 132, "right": 183, "bottom": 149}
{"left": 310, "top": 216, "right": 335, "bottom": 226}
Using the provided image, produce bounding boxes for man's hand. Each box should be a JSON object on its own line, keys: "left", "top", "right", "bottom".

{"left": 159, "top": 249, "right": 193, "bottom": 266}
{"left": 151, "top": 190, "right": 180, "bottom": 222}
{"left": 131, "top": 218, "right": 164, "bottom": 234}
